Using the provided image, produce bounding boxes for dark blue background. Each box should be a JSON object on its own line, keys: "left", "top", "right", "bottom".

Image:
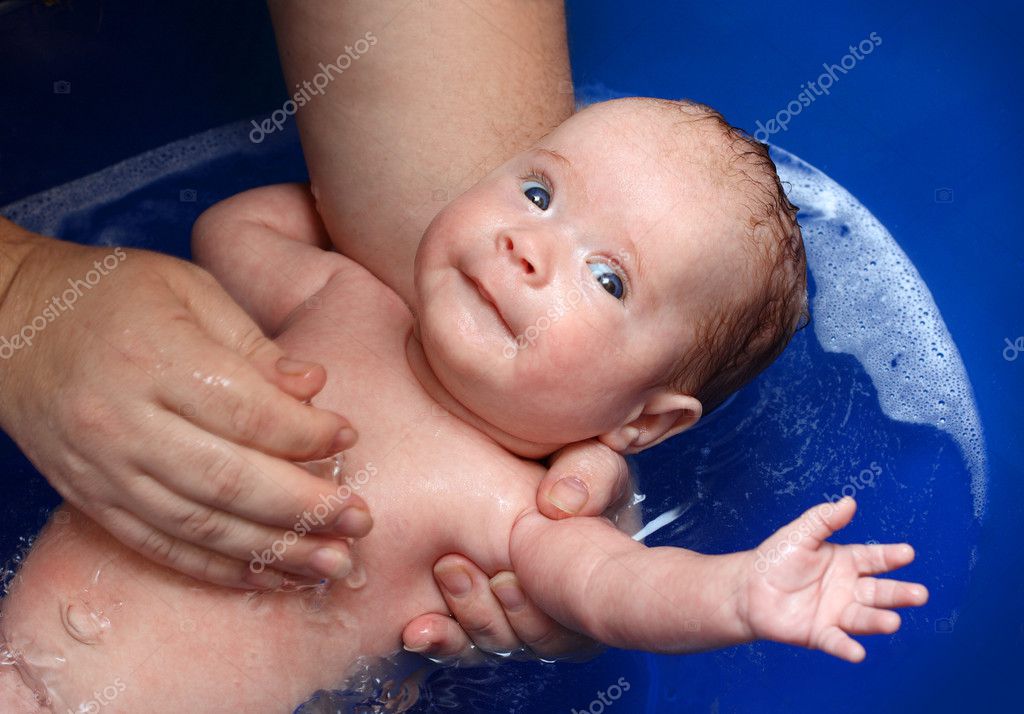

{"left": 1, "top": 1, "right": 1020, "bottom": 712}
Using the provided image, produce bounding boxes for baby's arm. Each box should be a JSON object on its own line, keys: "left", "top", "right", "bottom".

{"left": 509, "top": 510, "right": 752, "bottom": 654}
{"left": 510, "top": 497, "right": 928, "bottom": 661}
{"left": 191, "top": 183, "right": 345, "bottom": 336}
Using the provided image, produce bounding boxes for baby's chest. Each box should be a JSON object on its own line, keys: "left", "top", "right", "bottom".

{"left": 277, "top": 268, "right": 544, "bottom": 577}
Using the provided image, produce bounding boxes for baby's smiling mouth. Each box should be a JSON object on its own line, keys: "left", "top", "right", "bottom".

{"left": 464, "top": 272, "right": 514, "bottom": 337}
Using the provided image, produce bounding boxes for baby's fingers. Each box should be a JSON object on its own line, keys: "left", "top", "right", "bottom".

{"left": 851, "top": 542, "right": 916, "bottom": 575}
{"left": 839, "top": 602, "right": 901, "bottom": 635}
{"left": 816, "top": 624, "right": 866, "bottom": 663}
{"left": 855, "top": 576, "right": 929, "bottom": 609}
{"left": 771, "top": 496, "right": 857, "bottom": 552}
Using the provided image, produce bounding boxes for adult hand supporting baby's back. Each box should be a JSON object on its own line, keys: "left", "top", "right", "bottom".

{"left": 0, "top": 221, "right": 367, "bottom": 590}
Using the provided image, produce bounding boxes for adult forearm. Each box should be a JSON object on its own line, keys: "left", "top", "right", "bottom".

{"left": 0, "top": 217, "right": 46, "bottom": 321}
{"left": 0, "top": 218, "right": 51, "bottom": 400}
{"left": 267, "top": 0, "right": 574, "bottom": 299}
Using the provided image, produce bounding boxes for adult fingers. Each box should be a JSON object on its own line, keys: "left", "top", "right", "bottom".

{"left": 488, "top": 571, "right": 605, "bottom": 661}
{"left": 159, "top": 301, "right": 355, "bottom": 461}
{"left": 538, "top": 441, "right": 629, "bottom": 519}
{"left": 171, "top": 262, "right": 334, "bottom": 403}
{"left": 402, "top": 614, "right": 484, "bottom": 663}
{"left": 121, "top": 474, "right": 360, "bottom": 581}
{"left": 94, "top": 504, "right": 286, "bottom": 590}
{"left": 141, "top": 419, "right": 372, "bottom": 536}
{"left": 432, "top": 555, "right": 520, "bottom": 655}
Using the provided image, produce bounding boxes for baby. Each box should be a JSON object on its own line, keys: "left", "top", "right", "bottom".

{"left": 0, "top": 98, "right": 927, "bottom": 712}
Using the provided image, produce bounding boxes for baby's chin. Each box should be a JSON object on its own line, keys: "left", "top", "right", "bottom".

{"left": 440, "top": 371, "right": 613, "bottom": 448}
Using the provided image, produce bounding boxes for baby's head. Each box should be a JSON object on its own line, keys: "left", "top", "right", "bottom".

{"left": 414, "top": 97, "right": 808, "bottom": 454}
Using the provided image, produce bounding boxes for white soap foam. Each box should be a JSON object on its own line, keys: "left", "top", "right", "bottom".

{"left": 772, "top": 148, "right": 987, "bottom": 518}
{"left": 576, "top": 84, "right": 987, "bottom": 520}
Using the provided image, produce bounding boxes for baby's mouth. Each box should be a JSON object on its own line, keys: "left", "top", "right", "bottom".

{"left": 464, "top": 272, "right": 514, "bottom": 337}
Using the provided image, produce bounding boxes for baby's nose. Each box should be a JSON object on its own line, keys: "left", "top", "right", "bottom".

{"left": 501, "top": 234, "right": 546, "bottom": 283}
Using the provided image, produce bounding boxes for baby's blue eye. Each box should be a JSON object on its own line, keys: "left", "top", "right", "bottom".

{"left": 522, "top": 180, "right": 550, "bottom": 211}
{"left": 589, "top": 261, "right": 625, "bottom": 300}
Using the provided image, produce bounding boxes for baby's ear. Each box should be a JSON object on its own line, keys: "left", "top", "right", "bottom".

{"left": 597, "top": 391, "right": 702, "bottom": 454}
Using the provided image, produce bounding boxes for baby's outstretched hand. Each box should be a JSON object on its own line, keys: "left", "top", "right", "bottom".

{"left": 741, "top": 497, "right": 928, "bottom": 663}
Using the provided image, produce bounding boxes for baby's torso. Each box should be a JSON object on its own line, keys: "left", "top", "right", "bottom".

{"left": 0, "top": 257, "right": 545, "bottom": 713}
{"left": 270, "top": 255, "right": 544, "bottom": 655}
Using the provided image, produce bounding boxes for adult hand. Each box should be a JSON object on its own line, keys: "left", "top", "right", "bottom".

{"left": 0, "top": 224, "right": 370, "bottom": 589}
{"left": 402, "top": 554, "right": 606, "bottom": 664}
{"left": 401, "top": 441, "right": 637, "bottom": 663}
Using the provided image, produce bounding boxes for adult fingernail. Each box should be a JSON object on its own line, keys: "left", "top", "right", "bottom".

{"left": 403, "top": 626, "right": 433, "bottom": 653}
{"left": 330, "top": 426, "right": 358, "bottom": 452}
{"left": 438, "top": 566, "right": 472, "bottom": 597}
{"left": 333, "top": 506, "right": 372, "bottom": 537}
{"left": 277, "top": 357, "right": 318, "bottom": 377}
{"left": 309, "top": 547, "right": 352, "bottom": 579}
{"left": 490, "top": 574, "right": 525, "bottom": 612}
{"left": 548, "top": 477, "right": 588, "bottom": 514}
{"left": 244, "top": 569, "right": 283, "bottom": 591}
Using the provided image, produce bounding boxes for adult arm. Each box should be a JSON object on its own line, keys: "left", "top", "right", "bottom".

{"left": 267, "top": 0, "right": 575, "bottom": 304}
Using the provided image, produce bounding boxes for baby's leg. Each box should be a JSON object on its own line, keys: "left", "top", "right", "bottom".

{"left": 1, "top": 505, "right": 360, "bottom": 713}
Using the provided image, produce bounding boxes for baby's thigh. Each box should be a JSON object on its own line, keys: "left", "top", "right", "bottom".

{"left": 1, "top": 506, "right": 348, "bottom": 713}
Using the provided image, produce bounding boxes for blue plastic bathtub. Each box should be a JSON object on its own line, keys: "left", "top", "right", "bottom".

{"left": 1, "top": 1, "right": 1020, "bottom": 712}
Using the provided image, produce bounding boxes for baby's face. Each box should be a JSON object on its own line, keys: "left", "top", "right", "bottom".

{"left": 414, "top": 102, "right": 747, "bottom": 445}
